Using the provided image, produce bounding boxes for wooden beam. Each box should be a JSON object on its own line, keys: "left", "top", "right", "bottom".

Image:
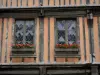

{"left": 82, "top": 0, "right": 86, "bottom": 5}
{"left": 55, "top": 0, "right": 59, "bottom": 6}
{"left": 61, "top": 0, "right": 64, "bottom": 6}
{"left": 0, "top": 19, "right": 2, "bottom": 62}
{"left": 50, "top": 17, "right": 55, "bottom": 63}
{"left": 7, "top": 0, "right": 11, "bottom": 7}
{"left": 18, "top": 0, "right": 21, "bottom": 7}
{"left": 71, "top": 0, "right": 75, "bottom": 6}
{"left": 35, "top": 0, "right": 39, "bottom": 6}
{"left": 36, "top": 18, "right": 40, "bottom": 63}
{"left": 96, "top": 0, "right": 99, "bottom": 4}
{"left": 7, "top": 18, "right": 13, "bottom": 63}
{"left": 65, "top": 0, "right": 69, "bottom": 5}
{"left": 0, "top": 70, "right": 39, "bottom": 74}
{"left": 49, "top": 0, "right": 54, "bottom": 6}
{"left": 44, "top": 17, "right": 48, "bottom": 63}
{"left": 12, "top": 0, "right": 17, "bottom": 7}
{"left": 84, "top": 17, "right": 90, "bottom": 63}
{"left": 76, "top": 0, "right": 80, "bottom": 5}
{"left": 1, "top": 18, "right": 7, "bottom": 63}
{"left": 43, "top": 0, "right": 48, "bottom": 6}
{"left": 79, "top": 17, "right": 85, "bottom": 63}
{"left": 47, "top": 69, "right": 90, "bottom": 74}
{"left": 3, "top": 0, "right": 6, "bottom": 7}
{"left": 90, "top": 0, "right": 94, "bottom": 4}
{"left": 28, "top": 0, "right": 33, "bottom": 7}
{"left": 22, "top": 0, "right": 27, "bottom": 7}
{"left": 93, "top": 17, "right": 100, "bottom": 62}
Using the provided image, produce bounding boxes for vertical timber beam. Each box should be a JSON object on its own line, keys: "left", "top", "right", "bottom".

{"left": 84, "top": 17, "right": 90, "bottom": 63}
{"left": 82, "top": 0, "right": 86, "bottom": 5}
{"left": 35, "top": 0, "right": 39, "bottom": 6}
{"left": 65, "top": 0, "right": 69, "bottom": 5}
{"left": 96, "top": 0, "right": 99, "bottom": 4}
{"left": 55, "top": 0, "right": 59, "bottom": 6}
{"left": 49, "top": 0, "right": 54, "bottom": 6}
{"left": 39, "top": 18, "right": 44, "bottom": 62}
{"left": 79, "top": 17, "right": 85, "bottom": 63}
{"left": 22, "top": 0, "right": 27, "bottom": 7}
{"left": 71, "top": 0, "right": 75, "bottom": 5}
{"left": 90, "top": 0, "right": 94, "bottom": 4}
{"left": 44, "top": 17, "right": 48, "bottom": 63}
{"left": 1, "top": 18, "right": 7, "bottom": 63}
{"left": 50, "top": 17, "right": 54, "bottom": 63}
{"left": 61, "top": 0, "right": 64, "bottom": 6}
{"left": 0, "top": 19, "right": 2, "bottom": 62}
{"left": 12, "top": 0, "right": 17, "bottom": 7}
{"left": 3, "top": 0, "right": 6, "bottom": 7}
{"left": 36, "top": 18, "right": 40, "bottom": 63}
{"left": 43, "top": 0, "right": 48, "bottom": 6}
{"left": 28, "top": 0, "right": 33, "bottom": 7}
{"left": 18, "top": 0, "right": 21, "bottom": 7}
{"left": 93, "top": 17, "right": 100, "bottom": 62}
{"left": 7, "top": 0, "right": 11, "bottom": 7}
{"left": 76, "top": 0, "right": 80, "bottom": 5}
{"left": 7, "top": 18, "right": 13, "bottom": 63}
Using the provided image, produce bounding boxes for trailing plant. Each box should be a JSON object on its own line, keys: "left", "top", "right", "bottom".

{"left": 55, "top": 44, "right": 79, "bottom": 49}
{"left": 12, "top": 44, "right": 34, "bottom": 49}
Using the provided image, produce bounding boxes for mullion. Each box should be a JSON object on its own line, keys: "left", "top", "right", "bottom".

{"left": 23, "top": 21, "right": 26, "bottom": 44}
{"left": 65, "top": 20, "right": 68, "bottom": 44}
{"left": 58, "top": 30, "right": 65, "bottom": 44}
{"left": 32, "top": 21, "right": 36, "bottom": 44}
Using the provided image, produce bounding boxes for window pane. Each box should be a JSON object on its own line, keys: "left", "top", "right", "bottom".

{"left": 67, "top": 20, "right": 76, "bottom": 44}
{"left": 15, "top": 21, "right": 24, "bottom": 44}
{"left": 57, "top": 21, "right": 65, "bottom": 30}
{"left": 57, "top": 20, "right": 65, "bottom": 44}
{"left": 25, "top": 21, "right": 35, "bottom": 44}
{"left": 56, "top": 19, "right": 76, "bottom": 44}
{"left": 58, "top": 30, "right": 65, "bottom": 44}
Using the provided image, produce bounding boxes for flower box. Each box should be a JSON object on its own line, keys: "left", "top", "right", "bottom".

{"left": 11, "top": 48, "right": 35, "bottom": 57}
{"left": 55, "top": 44, "right": 79, "bottom": 49}
{"left": 12, "top": 44, "right": 34, "bottom": 49}
{"left": 55, "top": 48, "right": 79, "bottom": 52}
{"left": 55, "top": 48, "right": 80, "bottom": 57}
{"left": 12, "top": 48, "right": 35, "bottom": 52}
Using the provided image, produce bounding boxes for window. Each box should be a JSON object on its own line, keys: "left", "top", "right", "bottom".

{"left": 56, "top": 19, "right": 77, "bottom": 44}
{"left": 15, "top": 20, "right": 35, "bottom": 44}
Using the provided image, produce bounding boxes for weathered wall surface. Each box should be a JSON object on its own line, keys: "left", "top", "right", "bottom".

{"left": 0, "top": 0, "right": 99, "bottom": 7}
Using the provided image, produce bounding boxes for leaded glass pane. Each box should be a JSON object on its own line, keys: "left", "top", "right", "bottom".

{"left": 15, "top": 20, "right": 34, "bottom": 44}
{"left": 57, "top": 20, "right": 65, "bottom": 44}
{"left": 15, "top": 21, "right": 24, "bottom": 44}
{"left": 57, "top": 21, "right": 65, "bottom": 30}
{"left": 67, "top": 20, "right": 76, "bottom": 44}
{"left": 25, "top": 21, "right": 34, "bottom": 44}
{"left": 56, "top": 19, "right": 76, "bottom": 44}
{"left": 58, "top": 31, "right": 65, "bottom": 44}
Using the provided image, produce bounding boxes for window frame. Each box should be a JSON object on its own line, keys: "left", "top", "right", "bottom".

{"left": 14, "top": 19, "right": 36, "bottom": 46}
{"left": 55, "top": 18, "right": 79, "bottom": 45}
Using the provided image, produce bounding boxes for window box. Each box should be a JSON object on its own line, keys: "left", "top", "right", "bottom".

{"left": 55, "top": 48, "right": 80, "bottom": 57}
{"left": 11, "top": 48, "right": 35, "bottom": 57}
{"left": 55, "top": 48, "right": 79, "bottom": 52}
{"left": 12, "top": 48, "right": 35, "bottom": 52}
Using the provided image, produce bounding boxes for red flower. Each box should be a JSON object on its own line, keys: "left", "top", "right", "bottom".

{"left": 56, "top": 43, "right": 79, "bottom": 48}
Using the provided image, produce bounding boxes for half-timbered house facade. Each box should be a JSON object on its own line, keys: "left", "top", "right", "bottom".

{"left": 0, "top": 0, "right": 100, "bottom": 75}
